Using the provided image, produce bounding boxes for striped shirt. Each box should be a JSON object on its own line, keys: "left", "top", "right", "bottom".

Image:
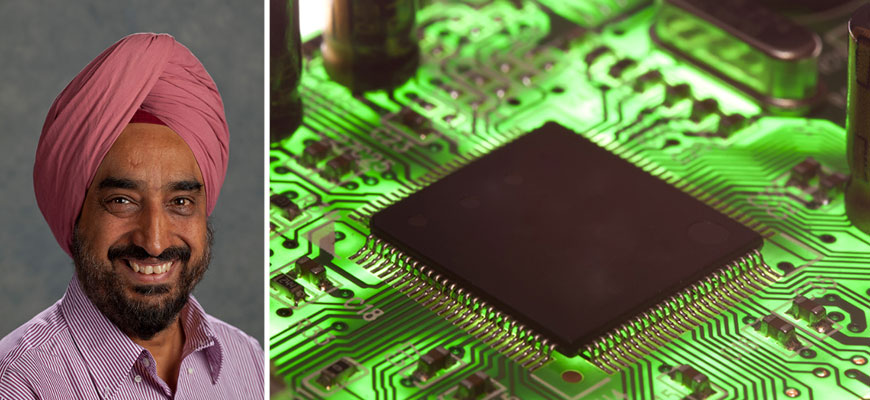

{"left": 0, "top": 277, "right": 263, "bottom": 399}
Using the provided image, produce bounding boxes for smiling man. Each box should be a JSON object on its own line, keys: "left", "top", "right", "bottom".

{"left": 0, "top": 34, "right": 263, "bottom": 399}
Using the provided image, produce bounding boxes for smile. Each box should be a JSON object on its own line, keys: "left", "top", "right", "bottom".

{"left": 127, "top": 260, "right": 173, "bottom": 275}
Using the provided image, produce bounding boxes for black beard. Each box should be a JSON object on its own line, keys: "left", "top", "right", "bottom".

{"left": 70, "top": 226, "right": 213, "bottom": 340}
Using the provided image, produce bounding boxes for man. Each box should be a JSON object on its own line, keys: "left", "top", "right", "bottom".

{"left": 0, "top": 33, "right": 263, "bottom": 399}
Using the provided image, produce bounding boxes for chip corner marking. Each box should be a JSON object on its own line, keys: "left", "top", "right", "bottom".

{"left": 582, "top": 249, "right": 780, "bottom": 373}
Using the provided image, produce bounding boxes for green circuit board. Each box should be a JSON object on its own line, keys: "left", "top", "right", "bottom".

{"left": 269, "top": 1, "right": 870, "bottom": 399}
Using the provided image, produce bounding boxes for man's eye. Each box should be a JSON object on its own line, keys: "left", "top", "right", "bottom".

{"left": 172, "top": 198, "right": 191, "bottom": 206}
{"left": 104, "top": 197, "right": 137, "bottom": 213}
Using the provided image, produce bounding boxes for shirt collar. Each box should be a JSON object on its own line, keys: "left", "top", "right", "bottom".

{"left": 60, "top": 277, "right": 225, "bottom": 397}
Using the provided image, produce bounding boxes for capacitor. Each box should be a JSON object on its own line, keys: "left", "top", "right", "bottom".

{"left": 270, "top": 0, "right": 303, "bottom": 142}
{"left": 846, "top": 4, "right": 870, "bottom": 234}
{"left": 322, "top": 0, "right": 420, "bottom": 92}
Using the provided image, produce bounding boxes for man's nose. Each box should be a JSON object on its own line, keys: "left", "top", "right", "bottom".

{"left": 131, "top": 202, "right": 171, "bottom": 257}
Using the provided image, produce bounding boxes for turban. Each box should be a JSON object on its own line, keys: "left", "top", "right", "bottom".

{"left": 34, "top": 33, "right": 230, "bottom": 257}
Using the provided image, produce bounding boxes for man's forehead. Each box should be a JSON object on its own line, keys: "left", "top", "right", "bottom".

{"left": 91, "top": 123, "right": 205, "bottom": 190}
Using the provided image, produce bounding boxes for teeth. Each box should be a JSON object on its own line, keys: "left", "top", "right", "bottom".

{"left": 129, "top": 261, "right": 171, "bottom": 275}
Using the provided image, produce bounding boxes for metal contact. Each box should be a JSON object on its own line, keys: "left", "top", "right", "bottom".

{"left": 582, "top": 249, "right": 778, "bottom": 373}
{"left": 350, "top": 235, "right": 555, "bottom": 371}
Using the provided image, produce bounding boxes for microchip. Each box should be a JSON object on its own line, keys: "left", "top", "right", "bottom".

{"left": 371, "top": 122, "right": 762, "bottom": 355}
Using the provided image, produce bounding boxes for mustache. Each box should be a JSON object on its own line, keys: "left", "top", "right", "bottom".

{"left": 107, "top": 244, "right": 191, "bottom": 263}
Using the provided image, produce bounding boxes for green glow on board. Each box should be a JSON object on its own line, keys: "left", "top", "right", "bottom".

{"left": 270, "top": 1, "right": 870, "bottom": 399}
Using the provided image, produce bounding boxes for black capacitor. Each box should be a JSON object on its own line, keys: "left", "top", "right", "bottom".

{"left": 322, "top": 0, "right": 420, "bottom": 92}
{"left": 270, "top": 0, "right": 303, "bottom": 142}
{"left": 846, "top": 4, "right": 870, "bottom": 234}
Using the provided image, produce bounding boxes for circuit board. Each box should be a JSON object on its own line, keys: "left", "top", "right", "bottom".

{"left": 269, "top": 1, "right": 870, "bottom": 399}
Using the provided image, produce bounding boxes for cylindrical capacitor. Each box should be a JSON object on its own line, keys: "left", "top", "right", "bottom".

{"left": 270, "top": 0, "right": 303, "bottom": 142}
{"left": 846, "top": 3, "right": 870, "bottom": 234}
{"left": 322, "top": 0, "right": 420, "bottom": 92}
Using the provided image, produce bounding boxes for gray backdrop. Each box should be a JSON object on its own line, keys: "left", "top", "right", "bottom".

{"left": 0, "top": 1, "right": 264, "bottom": 342}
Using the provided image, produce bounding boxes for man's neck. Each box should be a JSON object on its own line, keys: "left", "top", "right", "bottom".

{"left": 131, "top": 316, "right": 185, "bottom": 392}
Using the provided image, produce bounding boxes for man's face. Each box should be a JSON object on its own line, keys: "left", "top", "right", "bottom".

{"left": 73, "top": 123, "right": 210, "bottom": 340}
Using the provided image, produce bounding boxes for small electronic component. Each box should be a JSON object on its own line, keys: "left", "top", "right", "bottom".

{"left": 270, "top": 273, "right": 307, "bottom": 305}
{"left": 788, "top": 295, "right": 834, "bottom": 333}
{"left": 316, "top": 358, "right": 359, "bottom": 390}
{"left": 668, "top": 365, "right": 713, "bottom": 398}
{"left": 718, "top": 114, "right": 748, "bottom": 137}
{"left": 786, "top": 157, "right": 848, "bottom": 206}
{"left": 269, "top": 0, "right": 302, "bottom": 142}
{"left": 371, "top": 122, "right": 763, "bottom": 354}
{"left": 295, "top": 256, "right": 329, "bottom": 289}
{"left": 756, "top": 314, "right": 801, "bottom": 350}
{"left": 664, "top": 83, "right": 691, "bottom": 107}
{"left": 270, "top": 193, "right": 301, "bottom": 220}
{"left": 633, "top": 70, "right": 663, "bottom": 92}
{"left": 397, "top": 107, "right": 432, "bottom": 133}
{"left": 456, "top": 371, "right": 494, "bottom": 399}
{"left": 846, "top": 3, "right": 870, "bottom": 235}
{"left": 653, "top": 0, "right": 821, "bottom": 110}
{"left": 299, "top": 140, "right": 331, "bottom": 167}
{"left": 321, "top": 0, "right": 420, "bottom": 92}
{"left": 818, "top": 172, "right": 847, "bottom": 199}
{"left": 583, "top": 45, "right": 611, "bottom": 65}
{"left": 414, "top": 346, "right": 456, "bottom": 381}
{"left": 608, "top": 58, "right": 636, "bottom": 78}
{"left": 322, "top": 153, "right": 355, "bottom": 182}
{"left": 690, "top": 98, "right": 719, "bottom": 122}
{"left": 789, "top": 157, "right": 821, "bottom": 187}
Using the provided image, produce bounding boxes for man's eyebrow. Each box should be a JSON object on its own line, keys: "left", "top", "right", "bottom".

{"left": 168, "top": 180, "right": 203, "bottom": 192}
{"left": 98, "top": 177, "right": 139, "bottom": 190}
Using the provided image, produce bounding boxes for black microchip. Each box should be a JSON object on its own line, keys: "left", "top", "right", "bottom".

{"left": 371, "top": 122, "right": 762, "bottom": 354}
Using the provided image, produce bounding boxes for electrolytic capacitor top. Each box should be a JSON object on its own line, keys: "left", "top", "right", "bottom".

{"left": 845, "top": 3, "right": 870, "bottom": 234}
{"left": 322, "top": 0, "right": 420, "bottom": 92}
{"left": 270, "top": 0, "right": 303, "bottom": 142}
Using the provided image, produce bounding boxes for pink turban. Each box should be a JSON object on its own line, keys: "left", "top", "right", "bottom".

{"left": 34, "top": 33, "right": 230, "bottom": 257}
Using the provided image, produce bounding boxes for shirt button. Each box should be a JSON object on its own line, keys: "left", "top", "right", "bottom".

{"left": 142, "top": 359, "right": 150, "bottom": 367}
{"left": 187, "top": 367, "right": 194, "bottom": 375}
{"left": 134, "top": 375, "right": 142, "bottom": 383}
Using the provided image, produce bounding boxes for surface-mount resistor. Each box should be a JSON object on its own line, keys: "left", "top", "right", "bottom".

{"left": 668, "top": 365, "right": 713, "bottom": 398}
{"left": 270, "top": 273, "right": 307, "bottom": 305}
{"left": 456, "top": 371, "right": 494, "bottom": 399}
{"left": 414, "top": 346, "right": 456, "bottom": 381}
{"left": 756, "top": 314, "right": 801, "bottom": 350}
{"left": 788, "top": 295, "right": 834, "bottom": 333}
{"left": 316, "top": 358, "right": 358, "bottom": 390}
{"left": 295, "top": 256, "right": 330, "bottom": 289}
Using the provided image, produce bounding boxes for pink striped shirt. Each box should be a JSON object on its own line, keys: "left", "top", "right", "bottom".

{"left": 0, "top": 278, "right": 263, "bottom": 399}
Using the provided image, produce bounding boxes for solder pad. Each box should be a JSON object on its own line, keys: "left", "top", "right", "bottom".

{"left": 371, "top": 122, "right": 763, "bottom": 355}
